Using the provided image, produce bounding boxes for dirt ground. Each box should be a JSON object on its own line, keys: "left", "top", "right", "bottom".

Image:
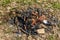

{"left": 0, "top": 0, "right": 60, "bottom": 40}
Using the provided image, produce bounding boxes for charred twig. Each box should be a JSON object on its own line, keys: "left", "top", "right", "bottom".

{"left": 17, "top": 25, "right": 30, "bottom": 35}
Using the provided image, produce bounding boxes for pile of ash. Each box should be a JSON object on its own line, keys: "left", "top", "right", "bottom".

{"left": 7, "top": 6, "right": 58, "bottom": 35}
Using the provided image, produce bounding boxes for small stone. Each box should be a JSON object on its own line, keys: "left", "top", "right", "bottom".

{"left": 9, "top": 25, "right": 13, "bottom": 27}
{"left": 42, "top": 4, "right": 45, "bottom": 7}
{"left": 28, "top": 35, "right": 32, "bottom": 40}
{"left": 18, "top": 34, "right": 22, "bottom": 37}
{"left": 37, "top": 28, "right": 45, "bottom": 34}
{"left": 49, "top": 9, "right": 54, "bottom": 12}
{"left": 0, "top": 21, "right": 2, "bottom": 24}
{"left": 7, "top": 6, "right": 11, "bottom": 10}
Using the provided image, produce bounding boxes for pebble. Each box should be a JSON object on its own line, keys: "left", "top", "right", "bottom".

{"left": 37, "top": 28, "right": 45, "bottom": 34}
{"left": 9, "top": 25, "right": 13, "bottom": 27}
{"left": 7, "top": 7, "right": 11, "bottom": 10}
{"left": 49, "top": 9, "right": 54, "bottom": 12}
